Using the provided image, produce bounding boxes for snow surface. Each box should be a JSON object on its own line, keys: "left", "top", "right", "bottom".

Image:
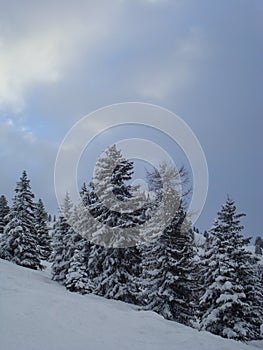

{"left": 0, "top": 259, "right": 262, "bottom": 350}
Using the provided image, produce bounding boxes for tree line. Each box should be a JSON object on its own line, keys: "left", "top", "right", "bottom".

{"left": 0, "top": 145, "right": 262, "bottom": 342}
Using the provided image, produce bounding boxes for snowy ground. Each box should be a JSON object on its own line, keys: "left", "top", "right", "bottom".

{"left": 0, "top": 259, "right": 262, "bottom": 350}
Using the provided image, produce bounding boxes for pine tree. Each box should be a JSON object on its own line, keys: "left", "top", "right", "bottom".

{"left": 87, "top": 243, "right": 106, "bottom": 292}
{"left": 0, "top": 195, "right": 10, "bottom": 235}
{"left": 255, "top": 236, "right": 263, "bottom": 255}
{"left": 0, "top": 217, "right": 22, "bottom": 261}
{"left": 0, "top": 216, "right": 41, "bottom": 269}
{"left": 199, "top": 197, "right": 262, "bottom": 341}
{"left": 13, "top": 171, "right": 36, "bottom": 233}
{"left": 84, "top": 145, "right": 144, "bottom": 303}
{"left": 62, "top": 192, "right": 73, "bottom": 221}
{"left": 141, "top": 207, "right": 197, "bottom": 325}
{"left": 51, "top": 194, "right": 82, "bottom": 284}
{"left": 0, "top": 171, "right": 41, "bottom": 269}
{"left": 34, "top": 198, "right": 51, "bottom": 260}
{"left": 51, "top": 214, "right": 70, "bottom": 283}
{"left": 96, "top": 245, "right": 141, "bottom": 304}
{"left": 140, "top": 163, "right": 197, "bottom": 325}
{"left": 65, "top": 238, "right": 93, "bottom": 294}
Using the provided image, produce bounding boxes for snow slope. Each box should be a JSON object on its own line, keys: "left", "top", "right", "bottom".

{"left": 0, "top": 259, "right": 262, "bottom": 350}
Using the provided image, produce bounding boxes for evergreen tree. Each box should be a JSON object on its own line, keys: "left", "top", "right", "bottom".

{"left": 141, "top": 207, "right": 197, "bottom": 325}
{"left": 96, "top": 245, "right": 141, "bottom": 304}
{"left": 140, "top": 163, "right": 197, "bottom": 325}
{"left": 199, "top": 197, "right": 262, "bottom": 341}
{"left": 34, "top": 198, "right": 51, "bottom": 260}
{"left": 87, "top": 242, "right": 106, "bottom": 292}
{"left": 255, "top": 236, "right": 263, "bottom": 255}
{"left": 84, "top": 145, "right": 144, "bottom": 303}
{"left": 51, "top": 214, "right": 70, "bottom": 283}
{"left": 255, "top": 245, "right": 262, "bottom": 256}
{"left": 0, "top": 195, "right": 10, "bottom": 235}
{"left": 51, "top": 194, "right": 82, "bottom": 284}
{"left": 0, "top": 217, "right": 22, "bottom": 261}
{"left": 0, "top": 216, "right": 41, "bottom": 269}
{"left": 65, "top": 238, "right": 93, "bottom": 294}
{"left": 255, "top": 236, "right": 263, "bottom": 248}
{"left": 0, "top": 171, "right": 41, "bottom": 269}
{"left": 13, "top": 170, "right": 36, "bottom": 233}
{"left": 62, "top": 192, "right": 73, "bottom": 221}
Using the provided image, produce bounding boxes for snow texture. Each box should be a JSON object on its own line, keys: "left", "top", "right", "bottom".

{"left": 1, "top": 259, "right": 262, "bottom": 350}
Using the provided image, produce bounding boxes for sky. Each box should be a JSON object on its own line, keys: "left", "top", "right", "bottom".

{"left": 0, "top": 0, "right": 262, "bottom": 237}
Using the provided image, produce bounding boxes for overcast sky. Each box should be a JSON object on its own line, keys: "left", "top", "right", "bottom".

{"left": 0, "top": 0, "right": 262, "bottom": 237}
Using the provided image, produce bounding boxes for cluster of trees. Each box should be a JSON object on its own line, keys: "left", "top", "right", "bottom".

{"left": 0, "top": 145, "right": 262, "bottom": 342}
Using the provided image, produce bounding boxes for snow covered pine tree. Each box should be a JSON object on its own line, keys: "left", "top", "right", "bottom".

{"left": 0, "top": 194, "right": 10, "bottom": 235}
{"left": 84, "top": 145, "right": 143, "bottom": 303}
{"left": 140, "top": 163, "right": 197, "bottom": 326}
{"left": 199, "top": 197, "right": 263, "bottom": 341}
{"left": 34, "top": 198, "right": 52, "bottom": 260}
{"left": 0, "top": 171, "right": 41, "bottom": 269}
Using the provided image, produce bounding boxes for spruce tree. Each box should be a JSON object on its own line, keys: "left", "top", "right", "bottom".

{"left": 13, "top": 171, "right": 36, "bottom": 233}
{"left": 34, "top": 198, "right": 51, "bottom": 260}
{"left": 51, "top": 214, "right": 70, "bottom": 283}
{"left": 0, "top": 171, "right": 41, "bottom": 269}
{"left": 85, "top": 145, "right": 143, "bottom": 303}
{"left": 141, "top": 207, "right": 197, "bottom": 325}
{"left": 140, "top": 163, "right": 197, "bottom": 325}
{"left": 0, "top": 195, "right": 10, "bottom": 235}
{"left": 199, "top": 197, "right": 262, "bottom": 341}
{"left": 96, "top": 245, "right": 141, "bottom": 304}
{"left": 51, "top": 194, "right": 82, "bottom": 284}
{"left": 65, "top": 238, "right": 93, "bottom": 294}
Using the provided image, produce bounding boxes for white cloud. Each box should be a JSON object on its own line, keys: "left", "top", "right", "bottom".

{"left": 5, "top": 118, "right": 14, "bottom": 127}
{"left": 0, "top": 1, "right": 123, "bottom": 112}
{"left": 0, "top": 34, "right": 61, "bottom": 112}
{"left": 2, "top": 117, "right": 36, "bottom": 143}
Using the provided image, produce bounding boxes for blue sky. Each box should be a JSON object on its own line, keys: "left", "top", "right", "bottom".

{"left": 0, "top": 0, "right": 262, "bottom": 237}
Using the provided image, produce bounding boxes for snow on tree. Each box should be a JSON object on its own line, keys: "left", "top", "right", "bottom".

{"left": 65, "top": 238, "right": 93, "bottom": 294}
{"left": 89, "top": 145, "right": 145, "bottom": 241}
{"left": 13, "top": 170, "right": 36, "bottom": 233}
{"left": 255, "top": 236, "right": 263, "bottom": 255}
{"left": 255, "top": 245, "right": 262, "bottom": 256}
{"left": 51, "top": 193, "right": 83, "bottom": 284}
{"left": 51, "top": 214, "right": 70, "bottom": 283}
{"left": 199, "top": 197, "right": 262, "bottom": 341}
{"left": 0, "top": 171, "right": 41, "bottom": 270}
{"left": 140, "top": 163, "right": 197, "bottom": 325}
{"left": 140, "top": 206, "right": 197, "bottom": 325}
{"left": 95, "top": 245, "right": 141, "bottom": 304}
{"left": 0, "top": 217, "right": 22, "bottom": 261}
{"left": 0, "top": 216, "right": 41, "bottom": 269}
{"left": 0, "top": 195, "right": 10, "bottom": 235}
{"left": 87, "top": 242, "right": 106, "bottom": 292}
{"left": 82, "top": 145, "right": 144, "bottom": 303}
{"left": 34, "top": 198, "right": 51, "bottom": 260}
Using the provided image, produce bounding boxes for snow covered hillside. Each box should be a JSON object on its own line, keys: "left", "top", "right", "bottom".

{"left": 1, "top": 259, "right": 262, "bottom": 350}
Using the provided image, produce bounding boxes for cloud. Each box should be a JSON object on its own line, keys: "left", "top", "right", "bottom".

{"left": 0, "top": 1, "right": 123, "bottom": 112}
{"left": 134, "top": 27, "right": 211, "bottom": 99}
{"left": 0, "top": 33, "right": 61, "bottom": 112}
